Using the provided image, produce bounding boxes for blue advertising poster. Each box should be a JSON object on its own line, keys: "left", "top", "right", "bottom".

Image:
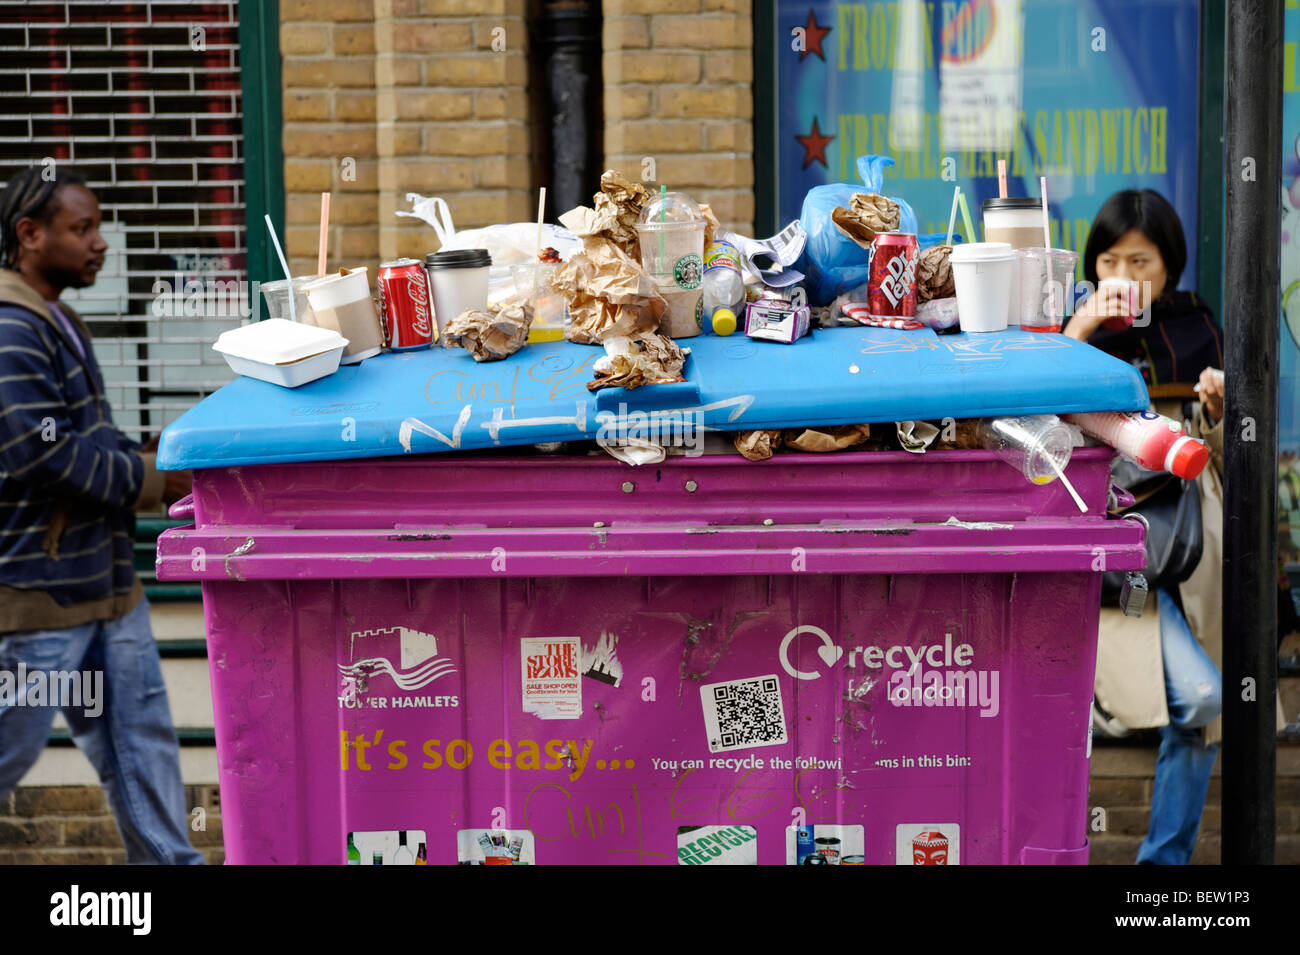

{"left": 774, "top": 0, "right": 1201, "bottom": 287}
{"left": 1277, "top": 0, "right": 1300, "bottom": 564}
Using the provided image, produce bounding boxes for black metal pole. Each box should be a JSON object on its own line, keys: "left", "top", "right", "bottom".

{"left": 1222, "top": 0, "right": 1283, "bottom": 865}
{"left": 535, "top": 0, "right": 602, "bottom": 215}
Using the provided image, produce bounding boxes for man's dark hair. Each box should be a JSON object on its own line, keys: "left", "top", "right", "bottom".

{"left": 0, "top": 165, "right": 87, "bottom": 269}
{"left": 1083, "top": 188, "right": 1187, "bottom": 298}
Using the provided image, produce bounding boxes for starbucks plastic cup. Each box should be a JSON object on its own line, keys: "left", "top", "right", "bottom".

{"left": 425, "top": 249, "right": 491, "bottom": 344}
{"left": 1016, "top": 247, "right": 1078, "bottom": 332}
{"left": 260, "top": 276, "right": 315, "bottom": 322}
{"left": 976, "top": 415, "right": 1074, "bottom": 485}
{"left": 637, "top": 192, "right": 706, "bottom": 338}
{"left": 302, "top": 267, "right": 384, "bottom": 364}
{"left": 948, "top": 242, "right": 1015, "bottom": 333}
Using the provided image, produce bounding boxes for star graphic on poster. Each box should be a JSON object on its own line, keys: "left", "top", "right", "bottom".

{"left": 800, "top": 8, "right": 831, "bottom": 62}
{"left": 795, "top": 117, "right": 834, "bottom": 170}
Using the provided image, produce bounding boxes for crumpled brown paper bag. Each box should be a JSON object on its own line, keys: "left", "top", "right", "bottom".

{"left": 554, "top": 211, "right": 667, "bottom": 344}
{"left": 587, "top": 332, "right": 686, "bottom": 392}
{"left": 442, "top": 304, "right": 531, "bottom": 361}
{"left": 734, "top": 429, "right": 783, "bottom": 461}
{"left": 591, "top": 170, "right": 651, "bottom": 260}
{"left": 916, "top": 245, "right": 955, "bottom": 303}
{"left": 784, "top": 424, "right": 873, "bottom": 452}
{"left": 830, "top": 193, "right": 900, "bottom": 250}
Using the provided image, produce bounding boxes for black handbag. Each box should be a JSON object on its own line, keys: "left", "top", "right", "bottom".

{"left": 1102, "top": 456, "right": 1203, "bottom": 597}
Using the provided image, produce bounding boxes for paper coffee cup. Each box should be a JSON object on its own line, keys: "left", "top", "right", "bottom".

{"left": 949, "top": 242, "right": 1015, "bottom": 333}
{"left": 302, "top": 267, "right": 384, "bottom": 364}
{"left": 426, "top": 249, "right": 491, "bottom": 344}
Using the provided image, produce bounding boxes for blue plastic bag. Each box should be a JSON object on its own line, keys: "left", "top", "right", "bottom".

{"left": 799, "top": 155, "right": 921, "bottom": 306}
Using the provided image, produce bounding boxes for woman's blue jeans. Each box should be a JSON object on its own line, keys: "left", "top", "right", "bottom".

{"left": 0, "top": 597, "right": 203, "bottom": 864}
{"left": 1136, "top": 589, "right": 1222, "bottom": 865}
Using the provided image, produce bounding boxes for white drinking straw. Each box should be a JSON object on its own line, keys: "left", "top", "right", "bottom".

{"left": 264, "top": 213, "right": 297, "bottom": 324}
{"left": 536, "top": 186, "right": 546, "bottom": 257}
{"left": 945, "top": 186, "right": 960, "bottom": 247}
{"left": 1049, "top": 455, "right": 1088, "bottom": 514}
{"left": 1039, "top": 176, "right": 1055, "bottom": 328}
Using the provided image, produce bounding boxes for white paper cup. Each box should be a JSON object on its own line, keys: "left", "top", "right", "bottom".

{"left": 949, "top": 242, "right": 1015, "bottom": 333}
{"left": 302, "top": 267, "right": 384, "bottom": 363}
{"left": 426, "top": 249, "right": 491, "bottom": 344}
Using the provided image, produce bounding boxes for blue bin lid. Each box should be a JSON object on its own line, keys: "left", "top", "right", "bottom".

{"left": 157, "top": 327, "right": 1148, "bottom": 470}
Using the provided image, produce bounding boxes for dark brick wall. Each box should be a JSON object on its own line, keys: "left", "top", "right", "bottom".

{"left": 0, "top": 785, "right": 223, "bottom": 865}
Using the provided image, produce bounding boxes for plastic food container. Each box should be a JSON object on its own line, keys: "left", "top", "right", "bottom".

{"left": 213, "top": 319, "right": 348, "bottom": 388}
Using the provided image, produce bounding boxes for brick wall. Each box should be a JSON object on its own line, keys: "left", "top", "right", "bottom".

{"left": 602, "top": 0, "right": 755, "bottom": 236}
{"left": 280, "top": 0, "right": 533, "bottom": 275}
{"left": 0, "top": 786, "right": 222, "bottom": 865}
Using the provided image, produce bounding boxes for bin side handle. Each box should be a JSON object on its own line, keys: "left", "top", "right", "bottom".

{"left": 168, "top": 494, "right": 195, "bottom": 520}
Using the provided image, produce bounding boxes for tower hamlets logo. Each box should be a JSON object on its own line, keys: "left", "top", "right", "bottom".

{"left": 778, "top": 625, "right": 844, "bottom": 680}
{"left": 339, "top": 626, "right": 456, "bottom": 698}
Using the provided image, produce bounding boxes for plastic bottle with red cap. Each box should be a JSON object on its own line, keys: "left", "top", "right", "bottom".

{"left": 1064, "top": 411, "right": 1210, "bottom": 480}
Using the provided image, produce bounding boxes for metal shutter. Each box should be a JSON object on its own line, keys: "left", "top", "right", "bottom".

{"left": 0, "top": 0, "right": 246, "bottom": 443}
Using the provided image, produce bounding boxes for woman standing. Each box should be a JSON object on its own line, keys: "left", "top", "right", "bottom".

{"left": 1065, "top": 189, "right": 1226, "bottom": 865}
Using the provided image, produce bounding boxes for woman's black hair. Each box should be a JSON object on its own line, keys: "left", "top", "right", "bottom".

{"left": 1083, "top": 188, "right": 1187, "bottom": 298}
{"left": 0, "top": 164, "right": 87, "bottom": 269}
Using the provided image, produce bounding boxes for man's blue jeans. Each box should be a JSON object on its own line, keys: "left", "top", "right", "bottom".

{"left": 1136, "top": 590, "right": 1222, "bottom": 865}
{"left": 0, "top": 597, "right": 203, "bottom": 864}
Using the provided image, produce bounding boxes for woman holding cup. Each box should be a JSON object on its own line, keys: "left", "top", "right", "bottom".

{"left": 1066, "top": 189, "right": 1246, "bottom": 864}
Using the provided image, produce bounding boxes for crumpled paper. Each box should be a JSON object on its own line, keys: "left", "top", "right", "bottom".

{"left": 591, "top": 170, "right": 651, "bottom": 259}
{"left": 551, "top": 225, "right": 667, "bottom": 344}
{"left": 830, "top": 193, "right": 900, "bottom": 250}
{"left": 784, "top": 424, "right": 873, "bottom": 452}
{"left": 916, "top": 245, "right": 955, "bottom": 303}
{"left": 896, "top": 420, "right": 941, "bottom": 453}
{"left": 930, "top": 418, "right": 983, "bottom": 450}
{"left": 599, "top": 436, "right": 667, "bottom": 467}
{"left": 442, "top": 304, "right": 531, "bottom": 361}
{"left": 734, "top": 429, "right": 783, "bottom": 461}
{"left": 587, "top": 332, "right": 686, "bottom": 392}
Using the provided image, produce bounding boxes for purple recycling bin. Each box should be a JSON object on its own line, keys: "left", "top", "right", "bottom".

{"left": 156, "top": 447, "right": 1144, "bottom": 865}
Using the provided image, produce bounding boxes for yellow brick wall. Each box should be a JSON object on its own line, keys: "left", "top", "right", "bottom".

{"left": 280, "top": 0, "right": 754, "bottom": 273}
{"left": 603, "top": 0, "right": 755, "bottom": 236}
{"left": 280, "top": 0, "right": 533, "bottom": 274}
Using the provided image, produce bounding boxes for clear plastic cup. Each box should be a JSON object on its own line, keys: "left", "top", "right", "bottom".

{"left": 1016, "top": 248, "right": 1078, "bottom": 332}
{"left": 637, "top": 192, "right": 706, "bottom": 338}
{"left": 948, "top": 242, "right": 1015, "bottom": 333}
{"left": 260, "top": 277, "right": 315, "bottom": 322}
{"left": 976, "top": 414, "right": 1074, "bottom": 485}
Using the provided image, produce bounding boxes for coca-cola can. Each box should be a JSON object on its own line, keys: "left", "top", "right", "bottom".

{"left": 867, "top": 231, "right": 919, "bottom": 320}
{"left": 377, "top": 258, "right": 433, "bottom": 350}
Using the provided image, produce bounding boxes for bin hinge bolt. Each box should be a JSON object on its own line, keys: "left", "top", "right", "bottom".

{"left": 621, "top": 481, "right": 635, "bottom": 494}
{"left": 685, "top": 480, "right": 698, "bottom": 492}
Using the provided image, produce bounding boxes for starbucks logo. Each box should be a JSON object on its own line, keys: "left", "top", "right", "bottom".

{"left": 675, "top": 254, "right": 703, "bottom": 290}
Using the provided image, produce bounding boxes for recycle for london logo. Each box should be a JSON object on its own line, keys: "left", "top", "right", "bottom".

{"left": 338, "top": 626, "right": 456, "bottom": 700}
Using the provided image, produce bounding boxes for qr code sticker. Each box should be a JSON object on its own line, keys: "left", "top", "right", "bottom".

{"left": 700, "top": 674, "right": 789, "bottom": 753}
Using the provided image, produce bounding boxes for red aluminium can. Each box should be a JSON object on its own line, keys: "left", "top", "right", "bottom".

{"left": 377, "top": 258, "right": 433, "bottom": 350}
{"left": 867, "top": 231, "right": 920, "bottom": 320}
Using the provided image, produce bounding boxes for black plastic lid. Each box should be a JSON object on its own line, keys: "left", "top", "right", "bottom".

{"left": 425, "top": 248, "right": 491, "bottom": 269}
{"left": 981, "top": 197, "right": 1043, "bottom": 211}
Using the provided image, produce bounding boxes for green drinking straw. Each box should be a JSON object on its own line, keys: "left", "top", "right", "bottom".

{"left": 957, "top": 190, "right": 977, "bottom": 245}
{"left": 658, "top": 183, "right": 667, "bottom": 264}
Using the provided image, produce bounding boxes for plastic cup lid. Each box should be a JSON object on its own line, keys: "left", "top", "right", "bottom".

{"left": 637, "top": 191, "right": 704, "bottom": 229}
{"left": 426, "top": 248, "right": 491, "bottom": 269}
{"left": 982, "top": 197, "right": 1043, "bottom": 211}
{"left": 948, "top": 241, "right": 1015, "bottom": 262}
